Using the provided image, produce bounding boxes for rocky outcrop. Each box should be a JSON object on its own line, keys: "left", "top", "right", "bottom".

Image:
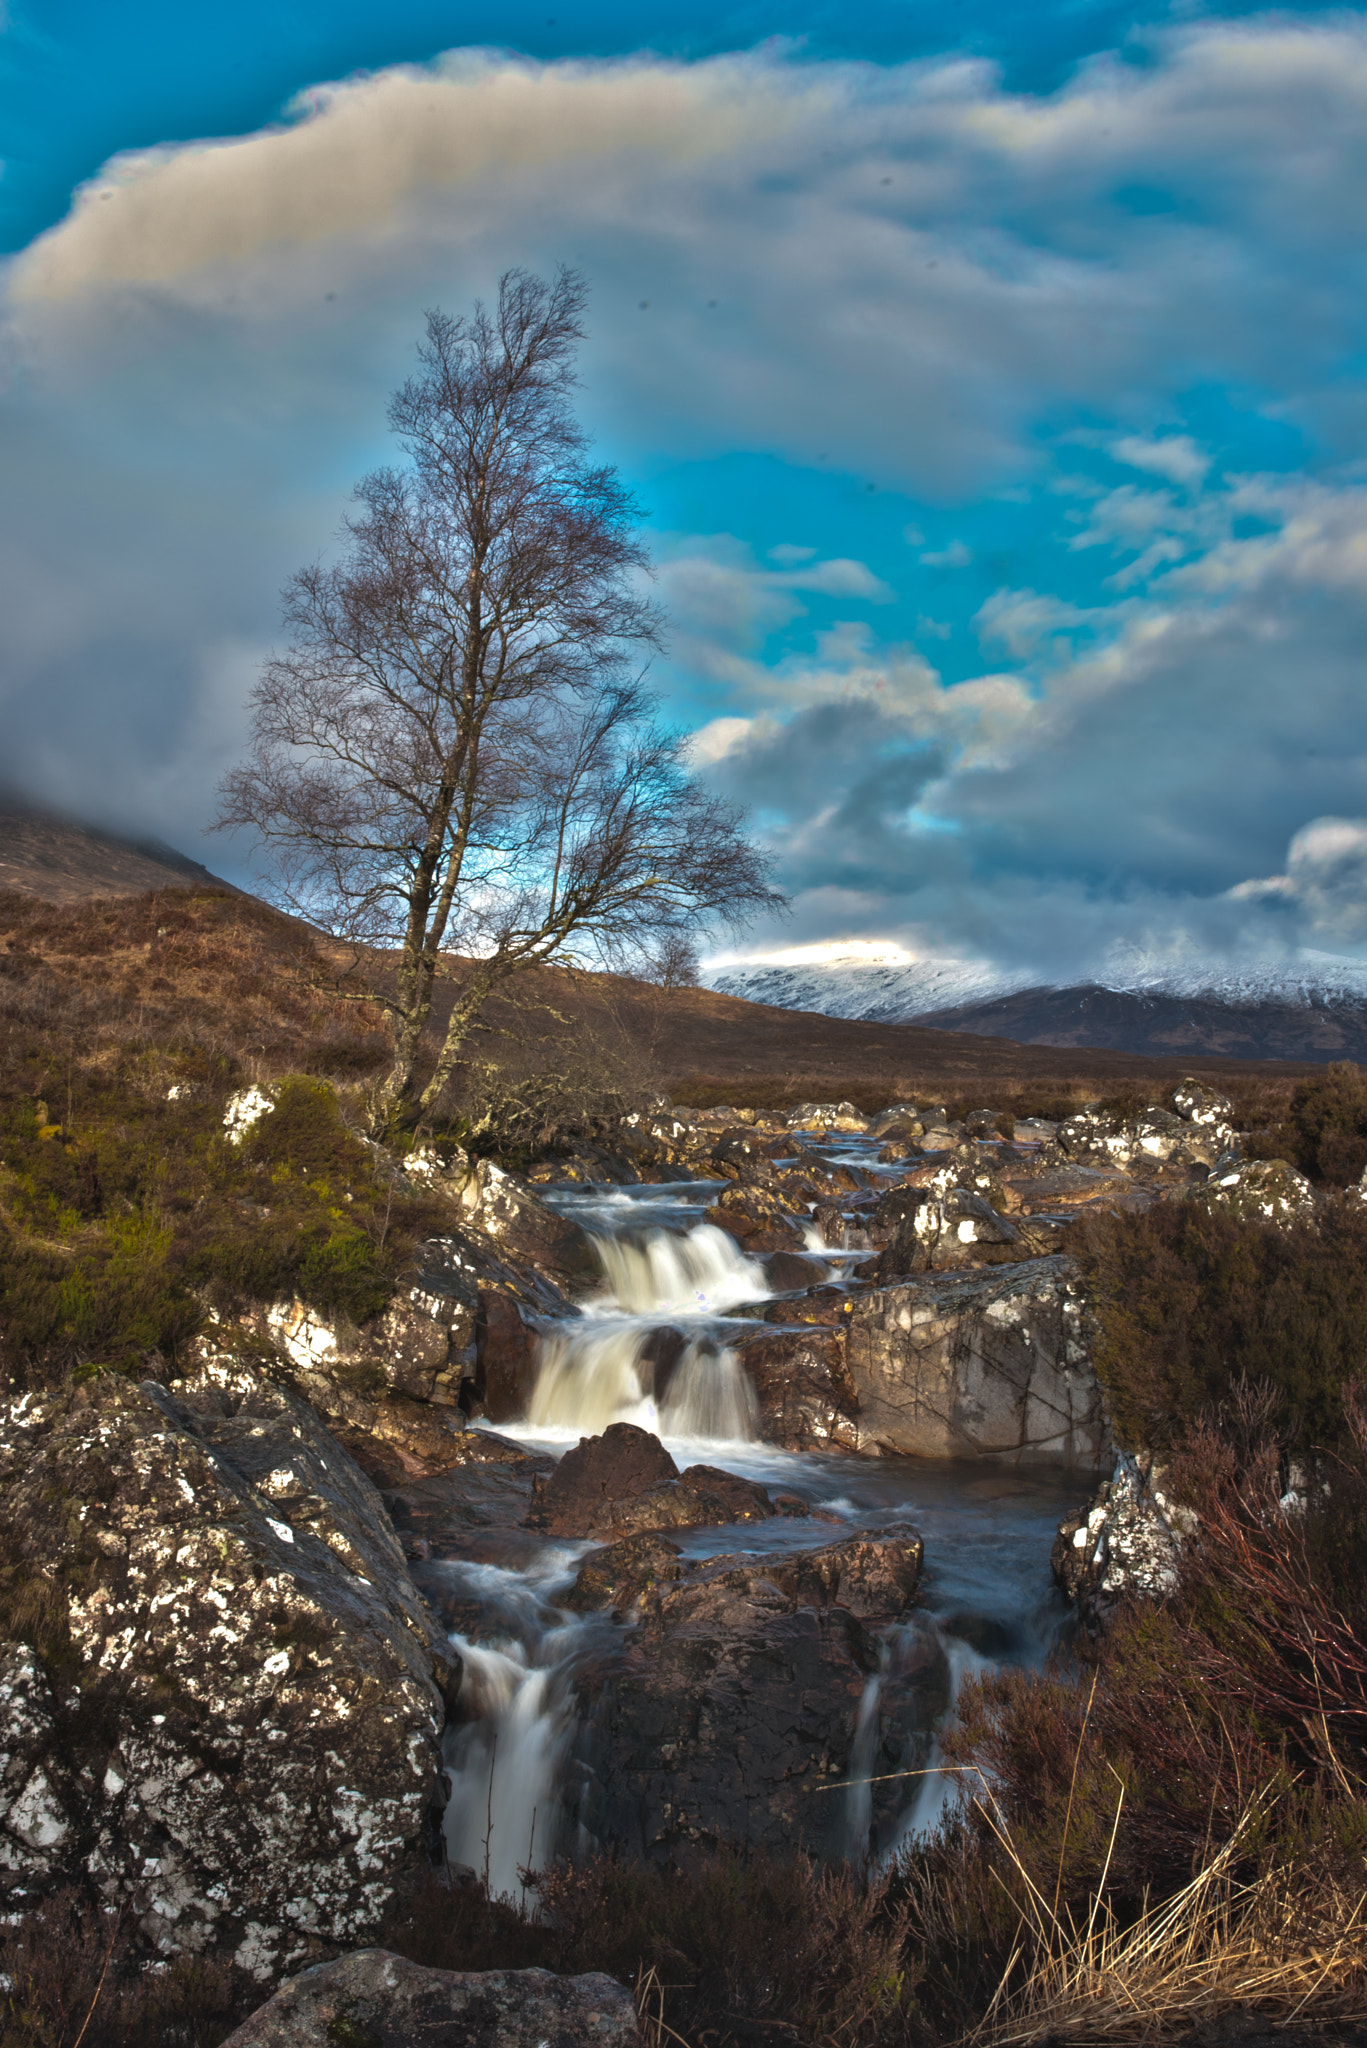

{"left": 525, "top": 1423, "right": 779, "bottom": 1538}
{"left": 1190, "top": 1156, "right": 1316, "bottom": 1225}
{"left": 703, "top": 1182, "right": 807, "bottom": 1254}
{"left": 566, "top": 1551, "right": 944, "bottom": 1863}
{"left": 845, "top": 1257, "right": 1108, "bottom": 1466}
{"left": 564, "top": 1526, "right": 921, "bottom": 1621}
{"left": 404, "top": 1148, "right": 599, "bottom": 1286}
{"left": 0, "top": 1363, "right": 447, "bottom": 1981}
{"left": 1052, "top": 1451, "right": 1194, "bottom": 1622}
{"left": 221, "top": 1950, "right": 641, "bottom": 2047}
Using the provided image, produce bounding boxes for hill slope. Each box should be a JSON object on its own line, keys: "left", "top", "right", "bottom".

{"left": 0, "top": 795, "right": 233, "bottom": 904}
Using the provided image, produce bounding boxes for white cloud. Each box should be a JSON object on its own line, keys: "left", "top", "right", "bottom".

{"left": 920, "top": 539, "right": 972, "bottom": 567}
{"left": 1111, "top": 434, "right": 1211, "bottom": 487}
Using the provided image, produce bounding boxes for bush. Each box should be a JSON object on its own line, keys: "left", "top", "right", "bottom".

{"left": 380, "top": 1851, "right": 918, "bottom": 2047}
{"left": 0, "top": 1887, "right": 240, "bottom": 2047}
{"left": 1288, "top": 1062, "right": 1367, "bottom": 1183}
{"left": 1069, "top": 1198, "right": 1367, "bottom": 1454}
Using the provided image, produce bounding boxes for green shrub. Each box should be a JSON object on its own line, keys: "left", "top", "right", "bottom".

{"left": 1070, "top": 1199, "right": 1367, "bottom": 1454}
{"left": 1288, "top": 1062, "right": 1367, "bottom": 1183}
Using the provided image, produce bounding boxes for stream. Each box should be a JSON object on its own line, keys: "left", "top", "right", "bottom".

{"left": 433, "top": 1145, "right": 1086, "bottom": 1898}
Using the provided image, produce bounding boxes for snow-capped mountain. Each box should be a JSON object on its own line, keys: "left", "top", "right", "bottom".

{"left": 706, "top": 951, "right": 1367, "bottom": 1061}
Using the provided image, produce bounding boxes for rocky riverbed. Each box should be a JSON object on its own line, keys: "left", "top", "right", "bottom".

{"left": 0, "top": 1076, "right": 1309, "bottom": 1992}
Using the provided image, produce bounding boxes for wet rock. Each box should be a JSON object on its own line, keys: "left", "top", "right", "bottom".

{"left": 220, "top": 1950, "right": 641, "bottom": 2047}
{"left": 757, "top": 1526, "right": 923, "bottom": 1619}
{"left": 563, "top": 1533, "right": 687, "bottom": 1612}
{"left": 1052, "top": 1452, "right": 1194, "bottom": 1623}
{"left": 473, "top": 1291, "right": 544, "bottom": 1425}
{"left": 1190, "top": 1156, "right": 1316, "bottom": 1226}
{"left": 867, "top": 1104, "right": 925, "bottom": 1141}
{"left": 764, "top": 1248, "right": 828, "bottom": 1292}
{"left": 704, "top": 1183, "right": 807, "bottom": 1254}
{"left": 812, "top": 1203, "right": 848, "bottom": 1247}
{"left": 0, "top": 1366, "right": 446, "bottom": 1979}
{"left": 845, "top": 1256, "right": 1108, "bottom": 1467}
{"left": 711, "top": 1126, "right": 786, "bottom": 1180}
{"left": 567, "top": 1561, "right": 880, "bottom": 1862}
{"left": 524, "top": 1424, "right": 776, "bottom": 1538}
{"left": 733, "top": 1325, "right": 863, "bottom": 1453}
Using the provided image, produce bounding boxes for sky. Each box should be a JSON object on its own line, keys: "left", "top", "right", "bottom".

{"left": 4, "top": 0, "right": 1367, "bottom": 978}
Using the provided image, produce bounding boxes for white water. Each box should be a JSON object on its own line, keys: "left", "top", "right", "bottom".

{"left": 526, "top": 1221, "right": 767, "bottom": 1440}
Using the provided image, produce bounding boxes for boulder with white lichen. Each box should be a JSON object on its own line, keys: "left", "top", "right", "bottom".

{"left": 0, "top": 1357, "right": 450, "bottom": 1982}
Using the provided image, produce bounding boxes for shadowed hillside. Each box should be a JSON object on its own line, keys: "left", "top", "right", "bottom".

{"left": 0, "top": 795, "right": 234, "bottom": 904}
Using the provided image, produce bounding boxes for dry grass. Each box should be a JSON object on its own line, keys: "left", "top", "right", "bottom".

{"left": 962, "top": 1785, "right": 1367, "bottom": 2047}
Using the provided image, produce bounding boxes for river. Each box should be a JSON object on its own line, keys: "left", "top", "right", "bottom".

{"left": 431, "top": 1145, "right": 1085, "bottom": 1899}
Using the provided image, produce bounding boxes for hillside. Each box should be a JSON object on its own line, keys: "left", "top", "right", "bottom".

{"left": 0, "top": 794, "right": 235, "bottom": 903}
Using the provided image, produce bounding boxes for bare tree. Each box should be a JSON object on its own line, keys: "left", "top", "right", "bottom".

{"left": 217, "top": 268, "right": 781, "bottom": 1131}
{"left": 642, "top": 931, "right": 701, "bottom": 991}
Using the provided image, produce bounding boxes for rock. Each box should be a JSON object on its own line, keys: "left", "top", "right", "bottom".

{"left": 567, "top": 1545, "right": 946, "bottom": 1864}
{"left": 764, "top": 1248, "right": 827, "bottom": 1292}
{"left": 845, "top": 1256, "right": 1108, "bottom": 1466}
{"left": 704, "top": 1183, "right": 806, "bottom": 1254}
{"left": 784, "top": 1101, "right": 868, "bottom": 1132}
{"left": 220, "top": 1950, "right": 641, "bottom": 2046}
{"left": 711, "top": 1126, "right": 784, "bottom": 1179}
{"left": 1059, "top": 1102, "right": 1235, "bottom": 1172}
{"left": 0, "top": 1367, "right": 446, "bottom": 1979}
{"left": 563, "top": 1533, "right": 687, "bottom": 1612}
{"left": 566, "top": 1562, "right": 878, "bottom": 1862}
{"left": 523, "top": 1424, "right": 777, "bottom": 1538}
{"left": 812, "top": 1203, "right": 847, "bottom": 1247}
{"left": 733, "top": 1325, "right": 863, "bottom": 1452}
{"left": 1172, "top": 1078, "right": 1234, "bottom": 1127}
{"left": 873, "top": 1187, "right": 1024, "bottom": 1276}
{"left": 473, "top": 1290, "right": 544, "bottom": 1425}
{"left": 965, "top": 1108, "right": 1011, "bottom": 1140}
{"left": 1052, "top": 1452, "right": 1194, "bottom": 1622}
{"left": 758, "top": 1526, "right": 923, "bottom": 1619}
{"left": 867, "top": 1105, "right": 924, "bottom": 1140}
{"left": 404, "top": 1150, "right": 598, "bottom": 1285}
{"left": 1190, "top": 1156, "right": 1316, "bottom": 1226}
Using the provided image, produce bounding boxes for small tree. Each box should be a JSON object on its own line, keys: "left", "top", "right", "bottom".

{"left": 218, "top": 269, "right": 781, "bottom": 1131}
{"left": 642, "top": 931, "right": 701, "bottom": 991}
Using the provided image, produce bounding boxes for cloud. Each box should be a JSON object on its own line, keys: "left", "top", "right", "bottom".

{"left": 1111, "top": 434, "right": 1211, "bottom": 487}
{"left": 1232, "top": 817, "right": 1367, "bottom": 948}
{"left": 4, "top": 22, "right": 1367, "bottom": 950}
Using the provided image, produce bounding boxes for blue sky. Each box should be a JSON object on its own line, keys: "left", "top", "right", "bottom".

{"left": 4, "top": 0, "right": 1367, "bottom": 975}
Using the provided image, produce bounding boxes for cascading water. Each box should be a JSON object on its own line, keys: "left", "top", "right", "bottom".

{"left": 526, "top": 1219, "right": 768, "bottom": 1439}
{"left": 433, "top": 1166, "right": 1081, "bottom": 1883}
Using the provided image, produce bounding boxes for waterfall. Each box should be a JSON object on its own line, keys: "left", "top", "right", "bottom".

{"left": 525, "top": 1221, "right": 767, "bottom": 1440}
{"left": 659, "top": 1339, "right": 760, "bottom": 1440}
{"left": 591, "top": 1222, "right": 768, "bottom": 1315}
{"left": 442, "top": 1623, "right": 589, "bottom": 1904}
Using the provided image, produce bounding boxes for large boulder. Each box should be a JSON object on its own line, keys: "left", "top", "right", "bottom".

{"left": 524, "top": 1424, "right": 777, "bottom": 1538}
{"left": 0, "top": 1364, "right": 447, "bottom": 1980}
{"left": 221, "top": 1950, "right": 640, "bottom": 2046}
{"left": 845, "top": 1256, "right": 1109, "bottom": 1466}
{"left": 703, "top": 1183, "right": 807, "bottom": 1254}
{"left": 1190, "top": 1156, "right": 1316, "bottom": 1226}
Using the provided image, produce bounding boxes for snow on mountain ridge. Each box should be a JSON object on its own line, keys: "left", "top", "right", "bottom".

{"left": 708, "top": 952, "right": 1367, "bottom": 1024}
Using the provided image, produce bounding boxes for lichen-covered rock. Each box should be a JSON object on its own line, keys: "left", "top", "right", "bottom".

{"left": 704, "top": 1182, "right": 807, "bottom": 1254}
{"left": 785, "top": 1101, "right": 868, "bottom": 1132}
{"left": 0, "top": 1367, "right": 447, "bottom": 1979}
{"left": 1052, "top": 1452, "right": 1194, "bottom": 1622}
{"left": 1172, "top": 1078, "right": 1234, "bottom": 1127}
{"left": 220, "top": 1950, "right": 641, "bottom": 2047}
{"left": 845, "top": 1257, "right": 1108, "bottom": 1466}
{"left": 1190, "top": 1156, "right": 1316, "bottom": 1226}
{"left": 404, "top": 1150, "right": 598, "bottom": 1284}
{"left": 733, "top": 1324, "right": 863, "bottom": 1453}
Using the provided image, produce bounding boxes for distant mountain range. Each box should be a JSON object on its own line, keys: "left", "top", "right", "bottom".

{"left": 708, "top": 955, "right": 1367, "bottom": 1062}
